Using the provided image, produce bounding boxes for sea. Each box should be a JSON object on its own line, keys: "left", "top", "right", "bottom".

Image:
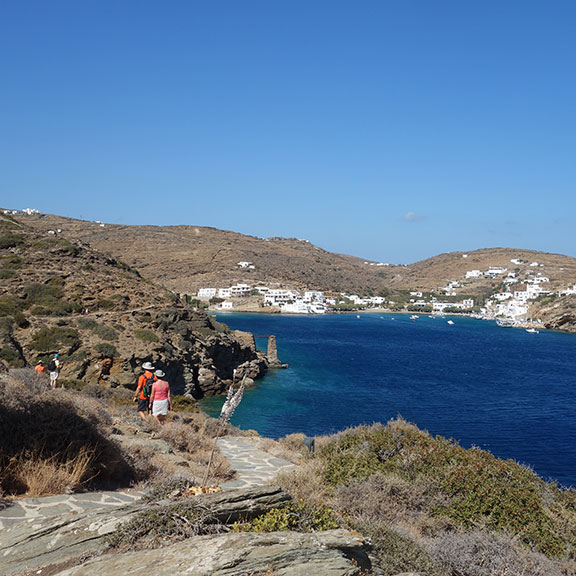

{"left": 201, "top": 313, "right": 576, "bottom": 487}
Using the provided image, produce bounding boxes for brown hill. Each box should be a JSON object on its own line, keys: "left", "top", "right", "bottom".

{"left": 6, "top": 210, "right": 576, "bottom": 332}
{"left": 0, "top": 211, "right": 265, "bottom": 396}
{"left": 13, "top": 212, "right": 399, "bottom": 296}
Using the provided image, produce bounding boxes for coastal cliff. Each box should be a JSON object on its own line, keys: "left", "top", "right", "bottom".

{"left": 0, "top": 212, "right": 266, "bottom": 397}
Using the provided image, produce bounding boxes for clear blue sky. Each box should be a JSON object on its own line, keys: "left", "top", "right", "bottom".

{"left": 1, "top": 1, "right": 574, "bottom": 263}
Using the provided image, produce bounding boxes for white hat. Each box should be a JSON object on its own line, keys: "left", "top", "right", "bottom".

{"left": 142, "top": 361, "right": 155, "bottom": 370}
{"left": 154, "top": 369, "right": 165, "bottom": 378}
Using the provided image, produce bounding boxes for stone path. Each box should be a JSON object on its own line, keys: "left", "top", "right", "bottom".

{"left": 217, "top": 436, "right": 298, "bottom": 490}
{"left": 0, "top": 436, "right": 298, "bottom": 529}
{"left": 0, "top": 490, "right": 143, "bottom": 530}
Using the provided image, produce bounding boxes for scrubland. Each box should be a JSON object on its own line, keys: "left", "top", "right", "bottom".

{"left": 2, "top": 369, "right": 576, "bottom": 575}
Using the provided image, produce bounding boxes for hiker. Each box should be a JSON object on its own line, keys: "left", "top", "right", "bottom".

{"left": 47, "top": 354, "right": 61, "bottom": 389}
{"left": 150, "top": 369, "right": 171, "bottom": 425}
{"left": 133, "top": 361, "right": 155, "bottom": 421}
{"left": 34, "top": 361, "right": 46, "bottom": 375}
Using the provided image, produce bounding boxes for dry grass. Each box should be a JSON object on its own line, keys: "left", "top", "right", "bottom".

{"left": 0, "top": 370, "right": 134, "bottom": 496}
{"left": 5, "top": 447, "right": 97, "bottom": 497}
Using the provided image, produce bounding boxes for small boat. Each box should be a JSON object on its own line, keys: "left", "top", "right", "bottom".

{"left": 410, "top": 315, "right": 419, "bottom": 320}
{"left": 447, "top": 320, "right": 455, "bottom": 325}
{"left": 526, "top": 328, "right": 539, "bottom": 334}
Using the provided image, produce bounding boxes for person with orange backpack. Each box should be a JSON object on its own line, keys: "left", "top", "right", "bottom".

{"left": 133, "top": 361, "right": 156, "bottom": 421}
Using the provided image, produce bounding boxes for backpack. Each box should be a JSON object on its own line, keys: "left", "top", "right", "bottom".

{"left": 142, "top": 375, "right": 155, "bottom": 399}
{"left": 47, "top": 359, "right": 57, "bottom": 371}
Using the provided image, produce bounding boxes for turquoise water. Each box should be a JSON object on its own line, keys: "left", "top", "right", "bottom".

{"left": 202, "top": 313, "right": 576, "bottom": 487}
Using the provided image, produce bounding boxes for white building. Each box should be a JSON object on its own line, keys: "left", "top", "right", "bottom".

{"left": 493, "top": 292, "right": 513, "bottom": 301}
{"left": 218, "top": 288, "right": 232, "bottom": 298}
{"left": 219, "top": 301, "right": 234, "bottom": 310}
{"left": 485, "top": 267, "right": 508, "bottom": 278}
{"left": 366, "top": 296, "right": 386, "bottom": 306}
{"left": 229, "top": 283, "right": 252, "bottom": 297}
{"left": 264, "top": 289, "right": 300, "bottom": 305}
{"left": 237, "top": 261, "right": 255, "bottom": 269}
{"left": 304, "top": 291, "right": 324, "bottom": 302}
{"left": 466, "top": 270, "right": 482, "bottom": 279}
{"left": 197, "top": 288, "right": 217, "bottom": 299}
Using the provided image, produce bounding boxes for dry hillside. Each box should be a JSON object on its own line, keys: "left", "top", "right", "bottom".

{"left": 0, "top": 211, "right": 266, "bottom": 396}
{"left": 6, "top": 210, "right": 576, "bottom": 332}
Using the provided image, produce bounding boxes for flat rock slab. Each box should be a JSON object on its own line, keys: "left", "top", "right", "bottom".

{"left": 57, "top": 529, "right": 368, "bottom": 576}
{"left": 0, "top": 486, "right": 293, "bottom": 576}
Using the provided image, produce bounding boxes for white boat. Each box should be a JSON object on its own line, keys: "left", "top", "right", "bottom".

{"left": 410, "top": 315, "right": 419, "bottom": 320}
{"left": 526, "top": 328, "right": 539, "bottom": 334}
{"left": 447, "top": 320, "right": 455, "bottom": 325}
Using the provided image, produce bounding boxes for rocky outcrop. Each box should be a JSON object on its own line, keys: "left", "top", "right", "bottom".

{"left": 0, "top": 486, "right": 370, "bottom": 576}
{"left": 59, "top": 529, "right": 369, "bottom": 576}
{"left": 0, "top": 216, "right": 267, "bottom": 398}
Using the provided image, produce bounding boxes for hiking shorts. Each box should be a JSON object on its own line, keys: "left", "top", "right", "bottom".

{"left": 137, "top": 398, "right": 149, "bottom": 413}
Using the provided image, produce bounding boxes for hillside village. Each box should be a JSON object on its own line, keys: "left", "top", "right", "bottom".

{"left": 195, "top": 257, "right": 576, "bottom": 327}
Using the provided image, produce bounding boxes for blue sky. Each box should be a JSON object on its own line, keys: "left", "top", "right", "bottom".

{"left": 1, "top": 1, "right": 574, "bottom": 264}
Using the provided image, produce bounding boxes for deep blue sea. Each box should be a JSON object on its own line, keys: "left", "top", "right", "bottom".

{"left": 201, "top": 313, "right": 576, "bottom": 487}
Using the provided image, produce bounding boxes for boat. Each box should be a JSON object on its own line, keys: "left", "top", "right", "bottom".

{"left": 447, "top": 320, "right": 455, "bottom": 325}
{"left": 410, "top": 315, "right": 419, "bottom": 320}
{"left": 526, "top": 328, "right": 539, "bottom": 334}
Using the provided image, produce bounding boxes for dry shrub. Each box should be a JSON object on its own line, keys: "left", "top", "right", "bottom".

{"left": 275, "top": 459, "right": 330, "bottom": 503}
{"left": 158, "top": 421, "right": 213, "bottom": 455}
{"left": 5, "top": 447, "right": 96, "bottom": 496}
{"left": 156, "top": 421, "right": 233, "bottom": 483}
{"left": 126, "top": 444, "right": 161, "bottom": 484}
{"left": 361, "top": 520, "right": 446, "bottom": 576}
{"left": 278, "top": 433, "right": 308, "bottom": 454}
{"left": 0, "top": 372, "right": 135, "bottom": 495}
{"left": 333, "top": 472, "right": 449, "bottom": 533}
{"left": 426, "top": 530, "right": 569, "bottom": 576}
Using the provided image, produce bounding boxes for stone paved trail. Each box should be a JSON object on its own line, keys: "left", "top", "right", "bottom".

{"left": 217, "top": 436, "right": 298, "bottom": 489}
{"left": 0, "top": 436, "right": 298, "bottom": 530}
{"left": 0, "top": 490, "right": 143, "bottom": 530}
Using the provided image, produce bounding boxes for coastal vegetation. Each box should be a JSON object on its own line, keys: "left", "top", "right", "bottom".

{"left": 3, "top": 367, "right": 576, "bottom": 574}
{"left": 271, "top": 420, "right": 576, "bottom": 575}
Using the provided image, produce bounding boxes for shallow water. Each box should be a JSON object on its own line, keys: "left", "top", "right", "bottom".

{"left": 202, "top": 313, "right": 576, "bottom": 487}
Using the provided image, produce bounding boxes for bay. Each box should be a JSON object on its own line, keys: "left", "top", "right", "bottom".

{"left": 201, "top": 313, "right": 576, "bottom": 487}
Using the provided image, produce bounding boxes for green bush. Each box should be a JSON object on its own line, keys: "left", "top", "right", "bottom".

{"left": 94, "top": 343, "right": 118, "bottom": 358}
{"left": 0, "top": 295, "right": 24, "bottom": 316}
{"left": 0, "top": 343, "right": 25, "bottom": 367}
{"left": 30, "top": 326, "right": 82, "bottom": 352}
{"left": 0, "top": 232, "right": 25, "bottom": 249}
{"left": 319, "top": 420, "right": 576, "bottom": 558}
{"left": 94, "top": 324, "right": 118, "bottom": 341}
{"left": 77, "top": 318, "right": 98, "bottom": 330}
{"left": 23, "top": 282, "right": 82, "bottom": 316}
{"left": 134, "top": 329, "right": 159, "bottom": 343}
{"left": 232, "top": 500, "right": 339, "bottom": 533}
{"left": 170, "top": 395, "right": 198, "bottom": 412}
